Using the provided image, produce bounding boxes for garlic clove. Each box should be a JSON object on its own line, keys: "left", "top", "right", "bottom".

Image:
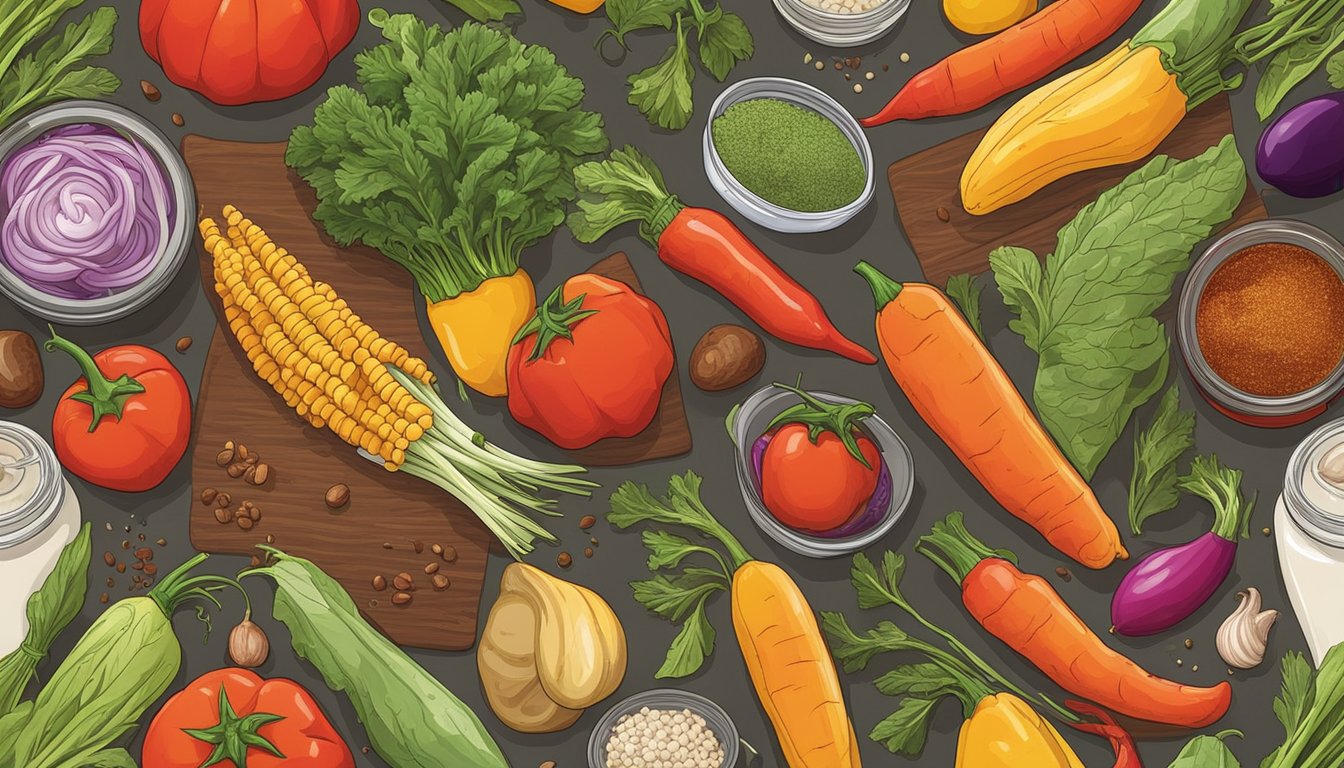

{"left": 228, "top": 618, "right": 270, "bottom": 668}
{"left": 1216, "top": 587, "right": 1278, "bottom": 670}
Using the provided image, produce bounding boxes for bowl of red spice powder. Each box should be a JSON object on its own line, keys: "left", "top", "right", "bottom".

{"left": 1178, "top": 219, "right": 1344, "bottom": 427}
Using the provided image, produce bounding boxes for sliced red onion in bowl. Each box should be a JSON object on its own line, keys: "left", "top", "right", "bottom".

{"left": 0, "top": 123, "right": 173, "bottom": 300}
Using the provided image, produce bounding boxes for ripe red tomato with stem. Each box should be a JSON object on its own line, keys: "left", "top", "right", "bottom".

{"left": 760, "top": 384, "right": 881, "bottom": 533}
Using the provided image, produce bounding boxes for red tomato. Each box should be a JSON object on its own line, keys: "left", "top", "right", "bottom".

{"left": 761, "top": 424, "right": 880, "bottom": 532}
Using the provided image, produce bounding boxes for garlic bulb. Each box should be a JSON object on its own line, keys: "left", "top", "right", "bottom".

{"left": 1216, "top": 588, "right": 1278, "bottom": 670}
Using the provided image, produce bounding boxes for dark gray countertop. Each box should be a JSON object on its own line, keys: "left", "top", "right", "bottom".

{"left": 4, "top": 0, "right": 1343, "bottom": 765}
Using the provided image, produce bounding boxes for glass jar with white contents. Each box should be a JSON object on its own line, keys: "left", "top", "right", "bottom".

{"left": 773, "top": 0, "right": 909, "bottom": 47}
{"left": 1277, "top": 417, "right": 1344, "bottom": 666}
{"left": 0, "top": 421, "right": 81, "bottom": 657}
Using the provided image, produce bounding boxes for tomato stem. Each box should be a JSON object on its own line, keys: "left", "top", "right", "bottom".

{"left": 182, "top": 685, "right": 286, "bottom": 768}
{"left": 43, "top": 326, "right": 145, "bottom": 434}
{"left": 513, "top": 285, "right": 599, "bottom": 361}
{"left": 765, "top": 381, "right": 876, "bottom": 469}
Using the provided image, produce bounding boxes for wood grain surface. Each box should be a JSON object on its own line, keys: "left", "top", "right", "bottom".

{"left": 889, "top": 94, "right": 1269, "bottom": 286}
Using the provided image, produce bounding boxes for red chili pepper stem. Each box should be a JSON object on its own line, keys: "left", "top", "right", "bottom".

{"left": 43, "top": 326, "right": 146, "bottom": 433}
{"left": 854, "top": 261, "right": 904, "bottom": 309}
{"left": 512, "top": 285, "right": 600, "bottom": 362}
{"left": 182, "top": 685, "right": 287, "bottom": 768}
{"left": 765, "top": 380, "right": 877, "bottom": 469}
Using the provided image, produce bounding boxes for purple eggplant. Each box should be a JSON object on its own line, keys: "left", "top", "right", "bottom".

{"left": 1111, "top": 456, "right": 1255, "bottom": 637}
{"left": 1257, "top": 91, "right": 1344, "bottom": 198}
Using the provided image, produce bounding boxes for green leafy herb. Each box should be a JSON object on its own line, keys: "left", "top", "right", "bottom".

{"left": 1168, "top": 730, "right": 1242, "bottom": 767}
{"left": 867, "top": 697, "right": 940, "bottom": 755}
{"left": 1330, "top": 51, "right": 1344, "bottom": 87}
{"left": 690, "top": 0, "right": 753, "bottom": 81}
{"left": 1129, "top": 385, "right": 1196, "bottom": 534}
{"left": 0, "top": 524, "right": 89, "bottom": 717}
{"left": 286, "top": 11, "right": 607, "bottom": 303}
{"left": 627, "top": 14, "right": 696, "bottom": 131}
{"left": 1260, "top": 645, "right": 1344, "bottom": 768}
{"left": 0, "top": 2, "right": 120, "bottom": 128}
{"left": 1232, "top": 0, "right": 1344, "bottom": 119}
{"left": 944, "top": 274, "right": 984, "bottom": 340}
{"left": 608, "top": 471, "right": 751, "bottom": 678}
{"left": 438, "top": 0, "right": 521, "bottom": 22}
{"left": 1179, "top": 454, "right": 1256, "bottom": 542}
{"left": 991, "top": 135, "right": 1245, "bottom": 479}
{"left": 598, "top": 0, "right": 685, "bottom": 48}
{"left": 245, "top": 548, "right": 509, "bottom": 768}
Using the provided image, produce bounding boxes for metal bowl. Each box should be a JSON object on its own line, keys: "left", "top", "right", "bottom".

{"left": 587, "top": 689, "right": 741, "bottom": 768}
{"left": 0, "top": 100, "right": 195, "bottom": 325}
{"left": 1177, "top": 219, "right": 1344, "bottom": 427}
{"left": 772, "top": 0, "right": 910, "bottom": 47}
{"left": 729, "top": 384, "right": 914, "bottom": 558}
{"left": 703, "top": 78, "right": 874, "bottom": 234}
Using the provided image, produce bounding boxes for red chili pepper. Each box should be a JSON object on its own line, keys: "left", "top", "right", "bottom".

{"left": 1065, "top": 699, "right": 1144, "bottom": 768}
{"left": 570, "top": 147, "right": 877, "bottom": 365}
{"left": 45, "top": 327, "right": 190, "bottom": 492}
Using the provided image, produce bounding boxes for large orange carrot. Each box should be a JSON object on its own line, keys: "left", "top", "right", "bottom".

{"left": 733, "top": 561, "right": 862, "bottom": 767}
{"left": 855, "top": 262, "right": 1126, "bottom": 569}
{"left": 861, "top": 0, "right": 1143, "bottom": 126}
{"left": 919, "top": 513, "right": 1232, "bottom": 728}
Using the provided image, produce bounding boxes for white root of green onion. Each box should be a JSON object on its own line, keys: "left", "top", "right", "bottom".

{"left": 390, "top": 368, "right": 596, "bottom": 559}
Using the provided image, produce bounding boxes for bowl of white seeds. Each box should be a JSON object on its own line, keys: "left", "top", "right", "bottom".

{"left": 773, "top": 0, "right": 910, "bottom": 47}
{"left": 587, "top": 689, "right": 740, "bottom": 768}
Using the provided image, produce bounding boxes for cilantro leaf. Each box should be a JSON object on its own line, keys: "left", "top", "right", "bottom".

{"left": 849, "top": 551, "right": 904, "bottom": 610}
{"left": 1128, "top": 385, "right": 1196, "bottom": 534}
{"left": 656, "top": 597, "right": 717, "bottom": 678}
{"left": 874, "top": 663, "right": 964, "bottom": 699}
{"left": 627, "top": 14, "right": 695, "bottom": 131}
{"left": 631, "top": 570, "right": 727, "bottom": 622}
{"left": 869, "top": 697, "right": 941, "bottom": 756}
{"left": 820, "top": 612, "right": 911, "bottom": 673}
{"left": 600, "top": 0, "right": 686, "bottom": 48}
{"left": 0, "top": 5, "right": 120, "bottom": 127}
{"left": 690, "top": 1, "right": 754, "bottom": 82}
{"left": 944, "top": 274, "right": 984, "bottom": 340}
{"left": 991, "top": 135, "right": 1246, "bottom": 479}
{"left": 1178, "top": 455, "right": 1256, "bottom": 541}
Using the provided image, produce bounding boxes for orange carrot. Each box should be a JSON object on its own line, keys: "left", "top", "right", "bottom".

{"left": 733, "top": 561, "right": 862, "bottom": 767}
{"left": 860, "top": 0, "right": 1143, "bottom": 126}
{"left": 855, "top": 262, "right": 1126, "bottom": 569}
{"left": 919, "top": 513, "right": 1232, "bottom": 728}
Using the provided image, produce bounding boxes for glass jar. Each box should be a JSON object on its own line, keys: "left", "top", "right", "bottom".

{"left": 0, "top": 421, "right": 81, "bottom": 656}
{"left": 1276, "top": 416, "right": 1344, "bottom": 666}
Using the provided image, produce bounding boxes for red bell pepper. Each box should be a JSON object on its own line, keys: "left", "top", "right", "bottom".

{"left": 143, "top": 668, "right": 354, "bottom": 768}
{"left": 506, "top": 274, "right": 674, "bottom": 449}
{"left": 45, "top": 327, "right": 190, "bottom": 492}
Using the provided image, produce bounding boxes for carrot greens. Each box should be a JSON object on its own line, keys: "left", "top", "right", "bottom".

{"left": 0, "top": 0, "right": 119, "bottom": 128}
{"left": 1129, "top": 385, "right": 1196, "bottom": 534}
{"left": 944, "top": 274, "right": 984, "bottom": 340}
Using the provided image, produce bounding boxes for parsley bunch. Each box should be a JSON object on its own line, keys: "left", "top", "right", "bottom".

{"left": 0, "top": 0, "right": 119, "bottom": 128}
{"left": 599, "top": 0, "right": 754, "bottom": 131}
{"left": 286, "top": 10, "right": 608, "bottom": 302}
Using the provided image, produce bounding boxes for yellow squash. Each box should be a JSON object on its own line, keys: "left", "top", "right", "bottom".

{"left": 427, "top": 269, "right": 535, "bottom": 397}
{"left": 732, "top": 561, "right": 861, "bottom": 767}
{"left": 961, "top": 43, "right": 1185, "bottom": 215}
{"left": 956, "top": 693, "right": 1086, "bottom": 768}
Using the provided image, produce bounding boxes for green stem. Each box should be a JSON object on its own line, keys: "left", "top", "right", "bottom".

{"left": 854, "top": 261, "right": 903, "bottom": 310}
{"left": 182, "top": 686, "right": 285, "bottom": 768}
{"left": 513, "top": 285, "right": 599, "bottom": 361}
{"left": 43, "top": 326, "right": 145, "bottom": 433}
{"left": 916, "top": 511, "right": 1018, "bottom": 584}
{"left": 1130, "top": 0, "right": 1253, "bottom": 109}
{"left": 766, "top": 381, "right": 876, "bottom": 468}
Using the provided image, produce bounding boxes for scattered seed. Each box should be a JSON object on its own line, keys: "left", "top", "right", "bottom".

{"left": 393, "top": 573, "right": 413, "bottom": 591}
{"left": 1055, "top": 566, "right": 1072, "bottom": 582}
{"left": 392, "top": 592, "right": 412, "bottom": 606}
{"left": 226, "top": 463, "right": 247, "bottom": 478}
{"left": 557, "top": 552, "right": 573, "bottom": 568}
{"left": 382, "top": 542, "right": 393, "bottom": 550}
{"left": 131, "top": 561, "right": 144, "bottom": 571}
{"left": 251, "top": 463, "right": 270, "bottom": 485}
{"left": 865, "top": 71, "right": 875, "bottom": 80}
{"left": 936, "top": 206, "right": 951, "bottom": 222}
{"left": 175, "top": 336, "right": 192, "bottom": 353}
{"left": 99, "top": 592, "right": 109, "bottom": 604}
{"left": 116, "top": 562, "right": 126, "bottom": 573}
{"left": 250, "top": 555, "right": 262, "bottom": 567}
{"left": 431, "top": 573, "right": 450, "bottom": 590}
{"left": 201, "top": 488, "right": 218, "bottom": 505}
{"left": 214, "top": 508, "right": 231, "bottom": 524}
{"left": 156, "top": 537, "right": 166, "bottom": 546}
{"left": 431, "top": 543, "right": 443, "bottom": 555}
{"left": 803, "top": 53, "right": 813, "bottom": 64}
{"left": 853, "top": 83, "right": 863, "bottom": 94}
{"left": 580, "top": 515, "right": 597, "bottom": 530}
{"left": 134, "top": 547, "right": 153, "bottom": 561}
{"left": 900, "top": 52, "right": 910, "bottom": 63}
{"left": 844, "top": 73, "right": 851, "bottom": 81}
{"left": 143, "top": 563, "right": 158, "bottom": 576}
{"left": 414, "top": 540, "right": 424, "bottom": 554}
{"left": 171, "top": 113, "right": 185, "bottom": 127}
{"left": 1108, "top": 625, "right": 1115, "bottom": 634}
{"left": 237, "top": 444, "right": 251, "bottom": 462}
{"left": 372, "top": 575, "right": 387, "bottom": 591}
{"left": 103, "top": 552, "right": 116, "bottom": 567}
{"left": 105, "top": 522, "right": 112, "bottom": 531}
{"left": 441, "top": 545, "right": 457, "bottom": 563}
{"left": 106, "top": 577, "right": 114, "bottom": 587}
{"left": 248, "top": 506, "right": 261, "bottom": 521}
{"left": 541, "top": 762, "right": 557, "bottom": 768}
{"left": 1184, "top": 638, "right": 1194, "bottom": 649}
{"left": 833, "top": 60, "right": 843, "bottom": 71}
{"left": 424, "top": 562, "right": 440, "bottom": 575}
{"left": 1263, "top": 527, "right": 1272, "bottom": 536}
{"left": 242, "top": 465, "right": 257, "bottom": 484}
{"left": 369, "top": 599, "right": 379, "bottom": 608}
{"left": 1192, "top": 664, "right": 1200, "bottom": 672}
{"left": 216, "top": 448, "right": 234, "bottom": 466}
{"left": 814, "top": 60, "right": 825, "bottom": 71}
{"left": 883, "top": 63, "right": 890, "bottom": 71}
{"left": 1229, "top": 668, "right": 1235, "bottom": 676}
{"left": 237, "top": 516, "right": 254, "bottom": 531}
{"left": 1176, "top": 658, "right": 1183, "bottom": 666}
{"left": 140, "top": 80, "right": 161, "bottom": 102}
{"left": 216, "top": 491, "right": 231, "bottom": 507}
{"left": 584, "top": 547, "right": 594, "bottom": 559}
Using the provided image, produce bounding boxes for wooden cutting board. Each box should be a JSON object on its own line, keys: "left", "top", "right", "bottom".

{"left": 888, "top": 94, "right": 1270, "bottom": 286}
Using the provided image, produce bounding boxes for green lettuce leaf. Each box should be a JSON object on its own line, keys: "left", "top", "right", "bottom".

{"left": 991, "top": 135, "right": 1245, "bottom": 478}
{"left": 1168, "top": 730, "right": 1242, "bottom": 768}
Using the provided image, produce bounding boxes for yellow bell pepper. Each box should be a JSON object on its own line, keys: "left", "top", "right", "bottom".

{"left": 548, "top": 0, "right": 604, "bottom": 12}
{"left": 426, "top": 269, "right": 535, "bottom": 397}
{"left": 956, "top": 693, "right": 1086, "bottom": 768}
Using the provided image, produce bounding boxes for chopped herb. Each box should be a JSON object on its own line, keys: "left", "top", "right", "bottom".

{"left": 1128, "top": 385, "right": 1196, "bottom": 534}
{"left": 0, "top": 2, "right": 120, "bottom": 128}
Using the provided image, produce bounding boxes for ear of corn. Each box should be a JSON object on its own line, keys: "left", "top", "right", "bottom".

{"left": 200, "top": 207, "right": 596, "bottom": 559}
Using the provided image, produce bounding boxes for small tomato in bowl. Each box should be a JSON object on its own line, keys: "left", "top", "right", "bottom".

{"left": 759, "top": 385, "right": 881, "bottom": 533}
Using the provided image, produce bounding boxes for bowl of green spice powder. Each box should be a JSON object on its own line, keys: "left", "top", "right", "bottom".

{"left": 704, "top": 77, "right": 873, "bottom": 233}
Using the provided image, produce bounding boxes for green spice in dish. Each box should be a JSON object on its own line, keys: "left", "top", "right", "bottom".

{"left": 711, "top": 98, "right": 864, "bottom": 213}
